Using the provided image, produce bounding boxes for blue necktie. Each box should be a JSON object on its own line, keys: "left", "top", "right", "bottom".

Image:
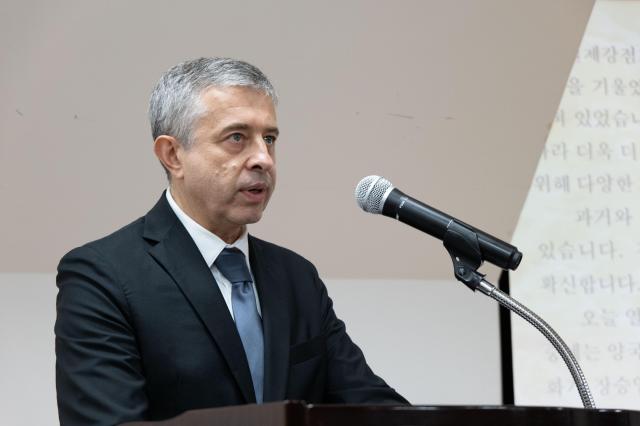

{"left": 214, "top": 248, "right": 264, "bottom": 403}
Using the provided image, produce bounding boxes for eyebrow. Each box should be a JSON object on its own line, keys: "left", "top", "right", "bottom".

{"left": 219, "top": 123, "right": 280, "bottom": 136}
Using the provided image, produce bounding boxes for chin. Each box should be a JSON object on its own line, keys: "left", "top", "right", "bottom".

{"left": 237, "top": 211, "right": 264, "bottom": 225}
{"left": 231, "top": 203, "right": 269, "bottom": 226}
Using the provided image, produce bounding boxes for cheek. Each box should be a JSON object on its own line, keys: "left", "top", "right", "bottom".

{"left": 186, "top": 160, "right": 212, "bottom": 185}
{"left": 218, "top": 155, "right": 242, "bottom": 174}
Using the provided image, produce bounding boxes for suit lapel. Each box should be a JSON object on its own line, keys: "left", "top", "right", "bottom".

{"left": 249, "top": 236, "right": 291, "bottom": 402}
{"left": 143, "top": 194, "right": 256, "bottom": 403}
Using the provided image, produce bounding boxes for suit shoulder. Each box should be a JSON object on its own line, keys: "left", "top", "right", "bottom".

{"left": 59, "top": 216, "right": 145, "bottom": 267}
{"left": 249, "top": 235, "right": 317, "bottom": 271}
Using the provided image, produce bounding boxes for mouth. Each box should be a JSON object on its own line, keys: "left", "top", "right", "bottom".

{"left": 244, "top": 182, "right": 266, "bottom": 193}
{"left": 240, "top": 182, "right": 269, "bottom": 202}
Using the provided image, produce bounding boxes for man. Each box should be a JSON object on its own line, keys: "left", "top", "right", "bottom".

{"left": 55, "top": 57, "right": 407, "bottom": 426}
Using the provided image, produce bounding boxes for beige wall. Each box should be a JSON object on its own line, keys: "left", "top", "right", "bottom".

{"left": 1, "top": 0, "right": 592, "bottom": 280}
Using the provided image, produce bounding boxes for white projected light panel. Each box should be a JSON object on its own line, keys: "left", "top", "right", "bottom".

{"left": 510, "top": 1, "right": 640, "bottom": 410}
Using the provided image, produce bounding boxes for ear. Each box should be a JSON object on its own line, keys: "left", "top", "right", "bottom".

{"left": 154, "top": 135, "right": 185, "bottom": 180}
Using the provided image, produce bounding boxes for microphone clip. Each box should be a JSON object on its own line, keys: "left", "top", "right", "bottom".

{"left": 443, "top": 221, "right": 486, "bottom": 291}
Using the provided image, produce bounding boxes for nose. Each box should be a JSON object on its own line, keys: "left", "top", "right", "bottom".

{"left": 246, "top": 137, "right": 275, "bottom": 171}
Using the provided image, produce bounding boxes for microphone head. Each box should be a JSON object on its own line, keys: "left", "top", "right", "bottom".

{"left": 355, "top": 175, "right": 394, "bottom": 214}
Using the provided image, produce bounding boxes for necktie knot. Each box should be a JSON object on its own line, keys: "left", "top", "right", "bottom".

{"left": 214, "top": 248, "right": 252, "bottom": 284}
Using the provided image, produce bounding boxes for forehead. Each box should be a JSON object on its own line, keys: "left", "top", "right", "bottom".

{"left": 198, "top": 85, "right": 276, "bottom": 116}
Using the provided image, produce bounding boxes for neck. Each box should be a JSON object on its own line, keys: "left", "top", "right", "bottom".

{"left": 169, "top": 185, "right": 244, "bottom": 244}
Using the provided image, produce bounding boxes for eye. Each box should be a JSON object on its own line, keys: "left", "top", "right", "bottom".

{"left": 263, "top": 135, "right": 277, "bottom": 145}
{"left": 229, "top": 133, "right": 244, "bottom": 143}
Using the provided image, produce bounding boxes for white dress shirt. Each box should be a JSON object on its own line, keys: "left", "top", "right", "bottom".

{"left": 165, "top": 188, "right": 261, "bottom": 319}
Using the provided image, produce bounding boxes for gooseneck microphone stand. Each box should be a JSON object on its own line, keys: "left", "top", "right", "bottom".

{"left": 443, "top": 221, "right": 596, "bottom": 409}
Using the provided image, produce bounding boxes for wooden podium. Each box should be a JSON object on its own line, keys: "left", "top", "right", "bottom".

{"left": 122, "top": 401, "right": 640, "bottom": 426}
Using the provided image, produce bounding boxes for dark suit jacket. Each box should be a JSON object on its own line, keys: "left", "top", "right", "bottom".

{"left": 55, "top": 194, "right": 407, "bottom": 425}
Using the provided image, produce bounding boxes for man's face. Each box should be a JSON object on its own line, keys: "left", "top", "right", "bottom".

{"left": 173, "top": 85, "right": 278, "bottom": 242}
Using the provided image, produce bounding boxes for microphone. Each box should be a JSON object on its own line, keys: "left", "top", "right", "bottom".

{"left": 355, "top": 175, "right": 522, "bottom": 271}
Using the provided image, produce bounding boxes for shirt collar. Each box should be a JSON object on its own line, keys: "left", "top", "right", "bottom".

{"left": 165, "top": 188, "right": 249, "bottom": 267}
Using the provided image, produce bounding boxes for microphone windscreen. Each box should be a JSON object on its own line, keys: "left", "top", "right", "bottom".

{"left": 355, "top": 175, "right": 394, "bottom": 214}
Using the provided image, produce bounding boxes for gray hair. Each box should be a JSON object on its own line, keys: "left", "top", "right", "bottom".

{"left": 148, "top": 57, "right": 277, "bottom": 147}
